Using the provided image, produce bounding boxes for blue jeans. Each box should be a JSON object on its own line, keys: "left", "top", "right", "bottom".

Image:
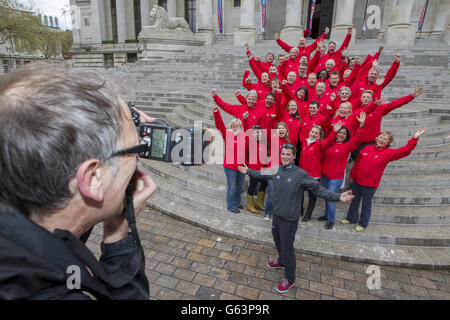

{"left": 346, "top": 181, "right": 377, "bottom": 228}
{"left": 322, "top": 176, "right": 344, "bottom": 223}
{"left": 265, "top": 180, "right": 273, "bottom": 217}
{"left": 224, "top": 167, "right": 245, "bottom": 210}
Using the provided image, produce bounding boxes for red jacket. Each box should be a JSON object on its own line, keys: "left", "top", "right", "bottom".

{"left": 242, "top": 70, "right": 271, "bottom": 100}
{"left": 314, "top": 32, "right": 352, "bottom": 72}
{"left": 273, "top": 97, "right": 302, "bottom": 147}
{"left": 213, "top": 94, "right": 260, "bottom": 131}
{"left": 330, "top": 101, "right": 378, "bottom": 135}
{"left": 213, "top": 109, "right": 246, "bottom": 171}
{"left": 362, "top": 94, "right": 415, "bottom": 143}
{"left": 351, "top": 60, "right": 400, "bottom": 101}
{"left": 299, "top": 132, "right": 337, "bottom": 178}
{"left": 322, "top": 126, "right": 365, "bottom": 179}
{"left": 276, "top": 31, "right": 327, "bottom": 58}
{"left": 246, "top": 134, "right": 269, "bottom": 171}
{"left": 350, "top": 137, "right": 418, "bottom": 188}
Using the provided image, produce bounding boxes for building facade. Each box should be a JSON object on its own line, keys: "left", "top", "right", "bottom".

{"left": 70, "top": 0, "right": 450, "bottom": 67}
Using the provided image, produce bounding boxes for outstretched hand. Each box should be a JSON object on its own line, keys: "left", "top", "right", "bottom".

{"left": 375, "top": 97, "right": 386, "bottom": 105}
{"left": 340, "top": 191, "right": 355, "bottom": 203}
{"left": 356, "top": 111, "right": 366, "bottom": 125}
{"left": 211, "top": 89, "right": 217, "bottom": 97}
{"left": 414, "top": 127, "right": 427, "bottom": 139}
{"left": 412, "top": 87, "right": 423, "bottom": 97}
{"left": 333, "top": 120, "right": 343, "bottom": 133}
{"left": 274, "top": 33, "right": 279, "bottom": 40}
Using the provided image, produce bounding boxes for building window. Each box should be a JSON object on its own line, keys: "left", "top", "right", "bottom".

{"left": 185, "top": 0, "right": 196, "bottom": 32}
{"left": 234, "top": 0, "right": 241, "bottom": 7}
{"left": 127, "top": 53, "right": 137, "bottom": 63}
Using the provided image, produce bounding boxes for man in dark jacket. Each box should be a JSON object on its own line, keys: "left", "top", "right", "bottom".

{"left": 239, "top": 144, "right": 354, "bottom": 294}
{"left": 0, "top": 63, "right": 157, "bottom": 299}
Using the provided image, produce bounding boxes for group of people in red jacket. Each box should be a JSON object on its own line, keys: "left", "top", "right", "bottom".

{"left": 212, "top": 26, "right": 427, "bottom": 232}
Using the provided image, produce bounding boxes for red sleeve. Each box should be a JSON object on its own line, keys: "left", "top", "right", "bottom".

{"left": 242, "top": 70, "right": 252, "bottom": 91}
{"left": 360, "top": 101, "right": 378, "bottom": 115}
{"left": 305, "top": 31, "right": 327, "bottom": 55}
{"left": 321, "top": 130, "right": 337, "bottom": 150}
{"left": 236, "top": 94, "right": 247, "bottom": 105}
{"left": 308, "top": 50, "right": 320, "bottom": 74}
{"left": 389, "top": 137, "right": 418, "bottom": 162}
{"left": 381, "top": 60, "right": 400, "bottom": 90}
{"left": 276, "top": 38, "right": 293, "bottom": 53}
{"left": 342, "top": 63, "right": 361, "bottom": 87}
{"left": 345, "top": 126, "right": 365, "bottom": 152}
{"left": 274, "top": 91, "right": 285, "bottom": 120}
{"left": 249, "top": 57, "right": 263, "bottom": 80}
{"left": 213, "top": 94, "right": 243, "bottom": 119}
{"left": 278, "top": 60, "right": 289, "bottom": 79}
{"left": 338, "top": 32, "right": 352, "bottom": 53}
{"left": 213, "top": 109, "right": 227, "bottom": 138}
{"left": 282, "top": 83, "right": 294, "bottom": 102}
{"left": 381, "top": 94, "right": 414, "bottom": 117}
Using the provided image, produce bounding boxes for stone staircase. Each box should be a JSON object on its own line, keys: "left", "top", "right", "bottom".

{"left": 98, "top": 39, "right": 450, "bottom": 269}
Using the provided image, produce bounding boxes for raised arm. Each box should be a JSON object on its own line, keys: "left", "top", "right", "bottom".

{"left": 212, "top": 89, "right": 244, "bottom": 118}
{"left": 242, "top": 69, "right": 252, "bottom": 91}
{"left": 337, "top": 27, "right": 353, "bottom": 53}
{"left": 248, "top": 55, "right": 264, "bottom": 81}
{"left": 308, "top": 49, "right": 321, "bottom": 74}
{"left": 381, "top": 88, "right": 420, "bottom": 116}
{"left": 306, "top": 27, "right": 329, "bottom": 53}
{"left": 342, "top": 62, "right": 361, "bottom": 87}
{"left": 213, "top": 108, "right": 227, "bottom": 138}
{"left": 381, "top": 53, "right": 401, "bottom": 90}
{"left": 235, "top": 90, "right": 248, "bottom": 105}
{"left": 275, "top": 33, "right": 294, "bottom": 53}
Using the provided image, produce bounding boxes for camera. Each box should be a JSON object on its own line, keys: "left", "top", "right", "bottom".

{"left": 129, "top": 103, "right": 213, "bottom": 165}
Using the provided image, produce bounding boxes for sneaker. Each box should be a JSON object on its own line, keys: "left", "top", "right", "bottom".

{"left": 355, "top": 225, "right": 365, "bottom": 232}
{"left": 276, "top": 279, "right": 295, "bottom": 293}
{"left": 318, "top": 215, "right": 327, "bottom": 221}
{"left": 228, "top": 208, "right": 240, "bottom": 214}
{"left": 267, "top": 260, "right": 285, "bottom": 270}
{"left": 340, "top": 219, "right": 351, "bottom": 224}
{"left": 325, "top": 222, "right": 334, "bottom": 230}
{"left": 264, "top": 215, "right": 270, "bottom": 221}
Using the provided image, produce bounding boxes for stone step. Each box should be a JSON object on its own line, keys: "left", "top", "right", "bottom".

{"left": 382, "top": 121, "right": 450, "bottom": 137}
{"left": 146, "top": 191, "right": 450, "bottom": 269}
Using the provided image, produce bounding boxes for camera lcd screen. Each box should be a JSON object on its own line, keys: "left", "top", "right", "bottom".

{"left": 151, "top": 128, "right": 166, "bottom": 158}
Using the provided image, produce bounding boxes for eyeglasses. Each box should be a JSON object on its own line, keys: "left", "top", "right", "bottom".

{"left": 109, "top": 144, "right": 148, "bottom": 159}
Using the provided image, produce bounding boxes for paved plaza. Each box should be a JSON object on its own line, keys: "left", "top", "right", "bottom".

{"left": 87, "top": 207, "right": 450, "bottom": 300}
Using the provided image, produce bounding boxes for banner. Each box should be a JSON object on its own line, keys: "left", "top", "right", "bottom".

{"left": 418, "top": 0, "right": 429, "bottom": 32}
{"left": 308, "top": 0, "right": 316, "bottom": 31}
{"left": 217, "top": 0, "right": 223, "bottom": 34}
{"left": 260, "top": 0, "right": 266, "bottom": 33}
{"left": 362, "top": 0, "right": 369, "bottom": 31}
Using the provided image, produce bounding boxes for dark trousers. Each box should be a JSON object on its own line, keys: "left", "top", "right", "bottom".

{"left": 346, "top": 181, "right": 378, "bottom": 228}
{"left": 351, "top": 141, "right": 376, "bottom": 162}
{"left": 247, "top": 177, "right": 268, "bottom": 196}
{"left": 272, "top": 215, "right": 299, "bottom": 284}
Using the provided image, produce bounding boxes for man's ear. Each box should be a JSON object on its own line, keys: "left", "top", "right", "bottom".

{"left": 76, "top": 159, "right": 106, "bottom": 202}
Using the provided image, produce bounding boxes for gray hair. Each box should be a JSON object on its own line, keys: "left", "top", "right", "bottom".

{"left": 0, "top": 63, "right": 125, "bottom": 217}
{"left": 246, "top": 90, "right": 258, "bottom": 99}
{"left": 339, "top": 86, "right": 352, "bottom": 96}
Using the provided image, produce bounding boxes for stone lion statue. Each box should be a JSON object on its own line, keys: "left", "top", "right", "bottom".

{"left": 149, "top": 5, "right": 191, "bottom": 31}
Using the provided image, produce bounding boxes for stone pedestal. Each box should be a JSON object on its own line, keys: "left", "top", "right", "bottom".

{"left": 138, "top": 26, "right": 205, "bottom": 60}
{"left": 383, "top": 0, "right": 415, "bottom": 47}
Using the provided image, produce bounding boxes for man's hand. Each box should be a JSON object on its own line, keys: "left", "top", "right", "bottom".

{"left": 243, "top": 111, "right": 249, "bottom": 120}
{"left": 356, "top": 111, "right": 366, "bottom": 126}
{"left": 378, "top": 45, "right": 384, "bottom": 53}
{"left": 340, "top": 191, "right": 355, "bottom": 203}
{"left": 244, "top": 43, "right": 249, "bottom": 51}
{"left": 255, "top": 56, "right": 261, "bottom": 61}
{"left": 394, "top": 53, "right": 401, "bottom": 62}
{"left": 375, "top": 97, "right": 386, "bottom": 105}
{"left": 348, "top": 26, "right": 353, "bottom": 34}
{"left": 282, "top": 80, "right": 288, "bottom": 86}
{"left": 235, "top": 90, "right": 241, "bottom": 97}
{"left": 330, "top": 93, "right": 336, "bottom": 102}
{"left": 412, "top": 87, "right": 423, "bottom": 97}
{"left": 238, "top": 165, "right": 248, "bottom": 175}
{"left": 376, "top": 77, "right": 385, "bottom": 86}
{"left": 245, "top": 78, "right": 252, "bottom": 84}
{"left": 211, "top": 89, "right": 217, "bottom": 97}
{"left": 372, "top": 59, "right": 379, "bottom": 68}
{"left": 134, "top": 108, "right": 156, "bottom": 124}
{"left": 274, "top": 33, "right": 279, "bottom": 40}
{"left": 325, "top": 27, "right": 330, "bottom": 35}
{"left": 414, "top": 127, "right": 427, "bottom": 139}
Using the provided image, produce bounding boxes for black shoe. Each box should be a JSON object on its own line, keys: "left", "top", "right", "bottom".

{"left": 228, "top": 208, "right": 240, "bottom": 213}
{"left": 318, "top": 215, "right": 327, "bottom": 221}
{"left": 237, "top": 205, "right": 244, "bottom": 209}
{"left": 325, "top": 222, "right": 334, "bottom": 230}
{"left": 301, "top": 200, "right": 316, "bottom": 222}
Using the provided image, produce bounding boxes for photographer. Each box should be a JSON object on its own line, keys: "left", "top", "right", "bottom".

{"left": 0, "top": 63, "right": 157, "bottom": 299}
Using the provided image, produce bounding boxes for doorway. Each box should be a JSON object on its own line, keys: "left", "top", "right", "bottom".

{"left": 307, "top": 0, "right": 334, "bottom": 39}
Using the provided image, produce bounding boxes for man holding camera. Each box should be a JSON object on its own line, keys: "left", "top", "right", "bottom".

{"left": 238, "top": 144, "right": 354, "bottom": 293}
{"left": 0, "top": 63, "right": 157, "bottom": 299}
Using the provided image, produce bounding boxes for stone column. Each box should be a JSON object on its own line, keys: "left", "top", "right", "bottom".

{"left": 140, "top": 0, "right": 151, "bottom": 27}
{"left": 116, "top": 0, "right": 127, "bottom": 43}
{"left": 234, "top": 0, "right": 257, "bottom": 46}
{"left": 91, "top": 0, "right": 104, "bottom": 43}
{"left": 383, "top": 0, "right": 415, "bottom": 46}
{"left": 70, "top": 0, "right": 81, "bottom": 44}
{"left": 103, "top": 0, "right": 113, "bottom": 41}
{"left": 125, "top": 0, "right": 136, "bottom": 39}
{"left": 167, "top": 0, "right": 177, "bottom": 17}
{"left": 197, "top": 0, "right": 214, "bottom": 45}
{"left": 280, "top": 0, "right": 303, "bottom": 45}
{"left": 331, "top": 0, "right": 356, "bottom": 46}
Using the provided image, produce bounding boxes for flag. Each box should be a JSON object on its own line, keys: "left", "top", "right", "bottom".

{"left": 418, "top": 0, "right": 429, "bottom": 32}
{"left": 217, "top": 0, "right": 223, "bottom": 34}
{"left": 362, "top": 0, "right": 369, "bottom": 32}
{"left": 260, "top": 0, "right": 267, "bottom": 33}
{"left": 309, "top": 0, "right": 316, "bottom": 31}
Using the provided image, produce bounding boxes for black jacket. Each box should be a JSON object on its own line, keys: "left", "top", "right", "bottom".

{"left": 248, "top": 164, "right": 341, "bottom": 221}
{"left": 0, "top": 205, "right": 149, "bottom": 300}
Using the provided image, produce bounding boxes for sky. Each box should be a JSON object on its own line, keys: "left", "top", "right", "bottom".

{"left": 20, "top": 0, "right": 72, "bottom": 30}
